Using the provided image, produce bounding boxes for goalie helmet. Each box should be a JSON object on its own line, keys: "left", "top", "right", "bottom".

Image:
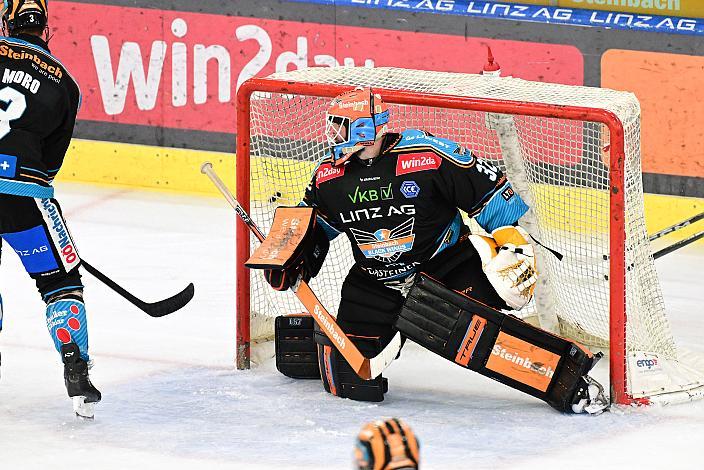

{"left": 354, "top": 418, "right": 419, "bottom": 470}
{"left": 2, "top": 0, "right": 47, "bottom": 36}
{"left": 325, "top": 87, "right": 389, "bottom": 166}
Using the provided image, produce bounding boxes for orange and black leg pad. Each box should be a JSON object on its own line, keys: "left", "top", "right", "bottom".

{"left": 396, "top": 273, "right": 601, "bottom": 413}
{"left": 315, "top": 327, "right": 389, "bottom": 402}
{"left": 274, "top": 314, "right": 321, "bottom": 379}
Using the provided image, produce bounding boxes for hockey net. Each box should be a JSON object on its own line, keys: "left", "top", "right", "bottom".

{"left": 236, "top": 66, "right": 704, "bottom": 405}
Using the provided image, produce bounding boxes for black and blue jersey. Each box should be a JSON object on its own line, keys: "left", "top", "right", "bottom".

{"left": 303, "top": 129, "right": 529, "bottom": 284}
{"left": 0, "top": 34, "right": 80, "bottom": 199}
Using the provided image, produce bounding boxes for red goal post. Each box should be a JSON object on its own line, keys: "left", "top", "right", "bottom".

{"left": 235, "top": 67, "right": 703, "bottom": 406}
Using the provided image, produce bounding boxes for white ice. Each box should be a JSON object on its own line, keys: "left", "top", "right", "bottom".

{"left": 1, "top": 182, "right": 703, "bottom": 469}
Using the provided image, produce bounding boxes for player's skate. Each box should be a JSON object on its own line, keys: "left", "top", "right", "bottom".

{"left": 61, "top": 343, "right": 101, "bottom": 419}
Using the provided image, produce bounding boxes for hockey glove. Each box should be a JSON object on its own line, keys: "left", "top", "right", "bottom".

{"left": 264, "top": 264, "right": 303, "bottom": 292}
{"left": 263, "top": 223, "right": 329, "bottom": 291}
{"left": 468, "top": 225, "right": 537, "bottom": 309}
{"left": 245, "top": 206, "right": 330, "bottom": 292}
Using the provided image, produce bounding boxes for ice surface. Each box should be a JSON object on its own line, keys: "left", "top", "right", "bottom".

{"left": 1, "top": 182, "right": 702, "bottom": 469}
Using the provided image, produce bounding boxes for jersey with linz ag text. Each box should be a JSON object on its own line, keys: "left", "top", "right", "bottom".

{"left": 303, "top": 130, "right": 529, "bottom": 283}
{"left": 0, "top": 34, "right": 80, "bottom": 198}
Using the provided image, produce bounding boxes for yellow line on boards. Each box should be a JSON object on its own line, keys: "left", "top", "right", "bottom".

{"left": 56, "top": 138, "right": 703, "bottom": 246}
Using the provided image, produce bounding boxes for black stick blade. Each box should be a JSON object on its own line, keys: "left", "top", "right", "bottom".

{"left": 81, "top": 260, "right": 194, "bottom": 317}
{"left": 140, "top": 283, "right": 195, "bottom": 317}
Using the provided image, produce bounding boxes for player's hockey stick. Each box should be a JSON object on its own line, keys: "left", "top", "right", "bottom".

{"left": 81, "top": 260, "right": 194, "bottom": 317}
{"left": 653, "top": 231, "right": 704, "bottom": 260}
{"left": 604, "top": 212, "right": 703, "bottom": 263}
{"left": 649, "top": 212, "right": 704, "bottom": 242}
{"left": 201, "top": 162, "right": 402, "bottom": 380}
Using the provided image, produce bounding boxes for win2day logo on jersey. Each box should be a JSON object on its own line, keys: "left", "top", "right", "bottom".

{"left": 315, "top": 163, "right": 345, "bottom": 187}
{"left": 395, "top": 152, "right": 441, "bottom": 176}
{"left": 349, "top": 218, "right": 415, "bottom": 262}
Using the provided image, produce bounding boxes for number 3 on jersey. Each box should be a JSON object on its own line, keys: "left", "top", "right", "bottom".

{"left": 0, "top": 86, "right": 27, "bottom": 139}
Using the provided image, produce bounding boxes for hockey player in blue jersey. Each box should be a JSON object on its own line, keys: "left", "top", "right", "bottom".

{"left": 254, "top": 87, "right": 608, "bottom": 414}
{"left": 0, "top": 0, "right": 99, "bottom": 418}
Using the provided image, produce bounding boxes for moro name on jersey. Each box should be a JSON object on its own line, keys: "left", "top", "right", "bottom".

{"left": 2, "top": 67, "right": 40, "bottom": 93}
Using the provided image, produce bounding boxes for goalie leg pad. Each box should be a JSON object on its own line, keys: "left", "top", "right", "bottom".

{"left": 274, "top": 315, "right": 321, "bottom": 379}
{"left": 396, "top": 273, "right": 603, "bottom": 413}
{"left": 315, "top": 328, "right": 388, "bottom": 402}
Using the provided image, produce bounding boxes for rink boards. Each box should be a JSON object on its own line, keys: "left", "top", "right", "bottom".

{"left": 59, "top": 138, "right": 703, "bottom": 246}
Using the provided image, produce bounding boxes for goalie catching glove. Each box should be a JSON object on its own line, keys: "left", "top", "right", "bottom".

{"left": 245, "top": 206, "right": 329, "bottom": 291}
{"left": 469, "top": 225, "right": 537, "bottom": 310}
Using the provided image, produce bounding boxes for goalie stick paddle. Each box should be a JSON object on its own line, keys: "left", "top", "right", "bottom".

{"left": 200, "top": 161, "right": 402, "bottom": 380}
{"left": 81, "top": 260, "right": 194, "bottom": 317}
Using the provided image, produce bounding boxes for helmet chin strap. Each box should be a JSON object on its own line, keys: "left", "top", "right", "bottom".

{"left": 353, "top": 138, "right": 384, "bottom": 166}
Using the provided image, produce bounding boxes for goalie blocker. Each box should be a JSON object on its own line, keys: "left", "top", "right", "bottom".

{"left": 245, "top": 206, "right": 329, "bottom": 291}
{"left": 396, "top": 274, "right": 608, "bottom": 414}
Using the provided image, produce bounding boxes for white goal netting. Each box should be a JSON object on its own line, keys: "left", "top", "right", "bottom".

{"left": 240, "top": 66, "right": 703, "bottom": 402}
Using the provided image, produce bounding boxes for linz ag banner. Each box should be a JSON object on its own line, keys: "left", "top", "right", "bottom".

{"left": 504, "top": 0, "right": 704, "bottom": 19}
{"left": 49, "top": 1, "right": 582, "bottom": 134}
{"left": 297, "top": 1, "right": 704, "bottom": 36}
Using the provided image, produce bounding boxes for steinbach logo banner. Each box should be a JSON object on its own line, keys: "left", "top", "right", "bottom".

{"left": 48, "top": 1, "right": 583, "bottom": 135}
{"left": 485, "top": 331, "right": 561, "bottom": 392}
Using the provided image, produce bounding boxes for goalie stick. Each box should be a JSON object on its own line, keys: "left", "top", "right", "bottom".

{"left": 201, "top": 162, "right": 402, "bottom": 380}
{"left": 81, "top": 260, "right": 194, "bottom": 317}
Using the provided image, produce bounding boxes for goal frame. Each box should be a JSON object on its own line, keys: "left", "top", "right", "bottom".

{"left": 235, "top": 77, "right": 629, "bottom": 405}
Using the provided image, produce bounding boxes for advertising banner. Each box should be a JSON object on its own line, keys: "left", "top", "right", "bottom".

{"left": 41, "top": 1, "right": 702, "bottom": 199}
{"left": 602, "top": 49, "right": 704, "bottom": 179}
{"left": 494, "top": 1, "right": 704, "bottom": 19}
{"left": 49, "top": 2, "right": 582, "bottom": 135}
{"left": 561, "top": 1, "right": 704, "bottom": 18}
{"left": 298, "top": 1, "right": 704, "bottom": 35}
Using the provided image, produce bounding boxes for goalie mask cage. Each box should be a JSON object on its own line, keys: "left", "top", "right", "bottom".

{"left": 236, "top": 66, "right": 704, "bottom": 406}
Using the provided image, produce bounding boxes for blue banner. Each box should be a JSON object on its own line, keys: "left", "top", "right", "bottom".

{"left": 289, "top": 0, "right": 704, "bottom": 36}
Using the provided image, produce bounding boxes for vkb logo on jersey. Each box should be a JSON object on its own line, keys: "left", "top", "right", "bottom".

{"left": 400, "top": 181, "right": 420, "bottom": 199}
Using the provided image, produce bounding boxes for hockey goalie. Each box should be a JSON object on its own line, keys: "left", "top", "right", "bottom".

{"left": 245, "top": 87, "right": 609, "bottom": 414}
